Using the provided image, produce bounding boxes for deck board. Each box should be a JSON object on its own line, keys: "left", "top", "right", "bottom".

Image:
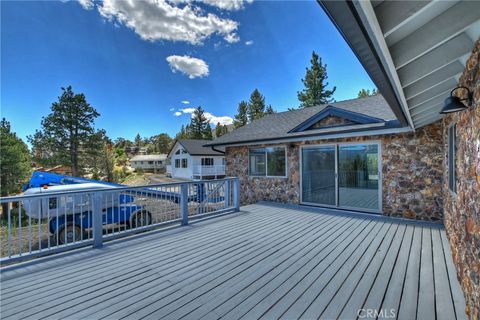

{"left": 0, "top": 202, "right": 467, "bottom": 320}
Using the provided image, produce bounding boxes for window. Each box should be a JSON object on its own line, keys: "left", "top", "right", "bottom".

{"left": 201, "top": 158, "right": 214, "bottom": 166}
{"left": 448, "top": 124, "right": 457, "bottom": 194}
{"left": 175, "top": 159, "right": 181, "bottom": 168}
{"left": 181, "top": 158, "right": 188, "bottom": 168}
{"left": 249, "top": 147, "right": 286, "bottom": 177}
{"left": 148, "top": 161, "right": 153, "bottom": 164}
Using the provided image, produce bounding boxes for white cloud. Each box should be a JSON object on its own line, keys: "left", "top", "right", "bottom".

{"left": 175, "top": 107, "right": 232, "bottom": 125}
{"left": 245, "top": 40, "right": 254, "bottom": 46}
{"left": 174, "top": 111, "right": 182, "bottom": 116}
{"left": 166, "top": 55, "right": 209, "bottom": 79}
{"left": 180, "top": 107, "right": 196, "bottom": 114}
{"left": 204, "top": 112, "right": 233, "bottom": 126}
{"left": 78, "top": 0, "right": 94, "bottom": 10}
{"left": 200, "top": 0, "right": 253, "bottom": 11}
{"left": 169, "top": 107, "right": 175, "bottom": 111}
{"left": 181, "top": 100, "right": 190, "bottom": 104}
{"left": 97, "top": 0, "right": 239, "bottom": 45}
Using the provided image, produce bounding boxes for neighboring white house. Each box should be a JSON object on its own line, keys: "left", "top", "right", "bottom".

{"left": 130, "top": 154, "right": 168, "bottom": 173}
{"left": 167, "top": 140, "right": 225, "bottom": 180}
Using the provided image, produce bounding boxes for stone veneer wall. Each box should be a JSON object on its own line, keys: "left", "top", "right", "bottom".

{"left": 442, "top": 40, "right": 479, "bottom": 319}
{"left": 226, "top": 121, "right": 444, "bottom": 221}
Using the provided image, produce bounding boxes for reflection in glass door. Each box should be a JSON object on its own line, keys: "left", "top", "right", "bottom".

{"left": 338, "top": 144, "right": 379, "bottom": 210}
{"left": 301, "top": 143, "right": 380, "bottom": 211}
{"left": 301, "top": 146, "right": 336, "bottom": 206}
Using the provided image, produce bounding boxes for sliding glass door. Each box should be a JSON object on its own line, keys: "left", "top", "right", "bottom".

{"left": 301, "top": 143, "right": 381, "bottom": 212}
{"left": 301, "top": 146, "right": 336, "bottom": 206}
{"left": 338, "top": 144, "right": 379, "bottom": 210}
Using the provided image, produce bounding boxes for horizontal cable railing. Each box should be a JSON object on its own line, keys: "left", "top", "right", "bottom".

{"left": 193, "top": 165, "right": 226, "bottom": 177}
{"left": 0, "top": 177, "right": 240, "bottom": 264}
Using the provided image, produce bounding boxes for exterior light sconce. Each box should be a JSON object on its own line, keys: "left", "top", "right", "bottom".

{"left": 440, "top": 86, "right": 473, "bottom": 114}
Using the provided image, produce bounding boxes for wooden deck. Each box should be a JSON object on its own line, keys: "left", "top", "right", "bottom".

{"left": 0, "top": 202, "right": 466, "bottom": 320}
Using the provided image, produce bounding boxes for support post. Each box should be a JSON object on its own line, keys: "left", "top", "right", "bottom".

{"left": 225, "top": 179, "right": 231, "bottom": 208}
{"left": 233, "top": 178, "right": 240, "bottom": 211}
{"left": 180, "top": 184, "right": 189, "bottom": 226}
{"left": 92, "top": 192, "right": 103, "bottom": 248}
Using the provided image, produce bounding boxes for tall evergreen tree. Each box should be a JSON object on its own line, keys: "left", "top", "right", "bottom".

{"left": 204, "top": 123, "right": 213, "bottom": 140}
{"left": 233, "top": 100, "right": 249, "bottom": 128}
{"left": 28, "top": 86, "right": 99, "bottom": 176}
{"left": 134, "top": 133, "right": 142, "bottom": 147}
{"left": 187, "top": 106, "right": 210, "bottom": 139}
{"left": 215, "top": 122, "right": 224, "bottom": 138}
{"left": 248, "top": 89, "right": 266, "bottom": 121}
{"left": 297, "top": 51, "right": 336, "bottom": 108}
{"left": 0, "top": 118, "right": 31, "bottom": 198}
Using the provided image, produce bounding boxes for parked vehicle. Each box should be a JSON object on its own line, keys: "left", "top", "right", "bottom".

{"left": 21, "top": 172, "right": 155, "bottom": 244}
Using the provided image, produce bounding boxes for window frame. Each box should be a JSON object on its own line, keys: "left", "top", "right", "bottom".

{"left": 248, "top": 146, "right": 287, "bottom": 178}
{"left": 181, "top": 158, "right": 188, "bottom": 168}
{"left": 448, "top": 123, "right": 457, "bottom": 195}
{"left": 201, "top": 158, "right": 214, "bottom": 166}
{"left": 175, "top": 159, "right": 181, "bottom": 168}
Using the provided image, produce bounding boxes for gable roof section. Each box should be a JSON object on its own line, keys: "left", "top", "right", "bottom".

{"left": 168, "top": 139, "right": 224, "bottom": 157}
{"left": 206, "top": 95, "right": 401, "bottom": 147}
{"left": 289, "top": 105, "right": 384, "bottom": 132}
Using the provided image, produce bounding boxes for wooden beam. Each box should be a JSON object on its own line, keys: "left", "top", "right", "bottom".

{"left": 374, "top": 1, "right": 431, "bottom": 37}
{"left": 407, "top": 78, "right": 457, "bottom": 109}
{"left": 391, "top": 2, "right": 480, "bottom": 68}
{"left": 403, "top": 61, "right": 464, "bottom": 99}
{"left": 398, "top": 33, "right": 473, "bottom": 87}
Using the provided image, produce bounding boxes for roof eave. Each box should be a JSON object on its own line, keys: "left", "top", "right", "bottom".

{"left": 318, "top": 0, "right": 413, "bottom": 129}
{"left": 205, "top": 123, "right": 408, "bottom": 148}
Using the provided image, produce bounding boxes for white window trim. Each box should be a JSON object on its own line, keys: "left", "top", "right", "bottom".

{"left": 248, "top": 145, "right": 288, "bottom": 178}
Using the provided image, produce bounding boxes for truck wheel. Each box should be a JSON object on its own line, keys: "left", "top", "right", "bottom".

{"left": 131, "top": 211, "right": 152, "bottom": 229}
{"left": 58, "top": 224, "right": 84, "bottom": 244}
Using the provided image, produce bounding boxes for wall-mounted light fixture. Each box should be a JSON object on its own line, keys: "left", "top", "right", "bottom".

{"left": 440, "top": 86, "right": 473, "bottom": 114}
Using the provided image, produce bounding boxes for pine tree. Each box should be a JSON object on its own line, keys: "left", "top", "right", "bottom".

{"left": 28, "top": 86, "right": 99, "bottom": 176}
{"left": 297, "top": 51, "right": 336, "bottom": 108}
{"left": 0, "top": 118, "right": 31, "bottom": 197}
{"left": 204, "top": 123, "right": 213, "bottom": 140}
{"left": 215, "top": 122, "right": 224, "bottom": 138}
{"left": 233, "top": 100, "right": 249, "bottom": 128}
{"left": 248, "top": 89, "right": 266, "bottom": 121}
{"left": 357, "top": 88, "right": 378, "bottom": 98}
{"left": 134, "top": 133, "right": 142, "bottom": 147}
{"left": 265, "top": 105, "right": 275, "bottom": 114}
{"left": 187, "top": 106, "right": 210, "bottom": 139}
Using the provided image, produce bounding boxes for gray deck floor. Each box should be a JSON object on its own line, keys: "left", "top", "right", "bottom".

{"left": 0, "top": 203, "right": 466, "bottom": 320}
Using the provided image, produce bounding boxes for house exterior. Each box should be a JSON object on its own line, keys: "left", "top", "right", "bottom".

{"left": 206, "top": 95, "right": 444, "bottom": 219}
{"left": 208, "top": 2, "right": 480, "bottom": 318}
{"left": 167, "top": 139, "right": 225, "bottom": 180}
{"left": 130, "top": 154, "right": 167, "bottom": 173}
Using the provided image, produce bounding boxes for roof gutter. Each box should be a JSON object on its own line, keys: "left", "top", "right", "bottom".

{"left": 205, "top": 126, "right": 413, "bottom": 148}
{"left": 210, "top": 146, "right": 225, "bottom": 155}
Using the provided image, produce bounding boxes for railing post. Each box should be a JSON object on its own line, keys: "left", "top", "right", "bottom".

{"left": 233, "top": 178, "right": 240, "bottom": 211}
{"left": 180, "top": 184, "right": 189, "bottom": 226}
{"left": 225, "top": 179, "right": 231, "bottom": 208}
{"left": 92, "top": 192, "right": 103, "bottom": 248}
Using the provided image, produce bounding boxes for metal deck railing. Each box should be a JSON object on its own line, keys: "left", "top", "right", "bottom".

{"left": 0, "top": 177, "right": 240, "bottom": 264}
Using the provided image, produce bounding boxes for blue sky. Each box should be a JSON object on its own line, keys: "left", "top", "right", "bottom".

{"left": 1, "top": 0, "right": 375, "bottom": 143}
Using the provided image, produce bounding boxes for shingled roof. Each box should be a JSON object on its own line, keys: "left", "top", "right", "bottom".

{"left": 206, "top": 95, "right": 400, "bottom": 147}
{"left": 171, "top": 139, "right": 224, "bottom": 156}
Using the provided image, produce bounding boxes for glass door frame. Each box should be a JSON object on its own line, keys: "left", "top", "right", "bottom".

{"left": 299, "top": 141, "right": 382, "bottom": 214}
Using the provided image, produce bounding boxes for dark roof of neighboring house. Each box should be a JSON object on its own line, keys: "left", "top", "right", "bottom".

{"left": 170, "top": 139, "right": 225, "bottom": 156}
{"left": 206, "top": 95, "right": 399, "bottom": 147}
